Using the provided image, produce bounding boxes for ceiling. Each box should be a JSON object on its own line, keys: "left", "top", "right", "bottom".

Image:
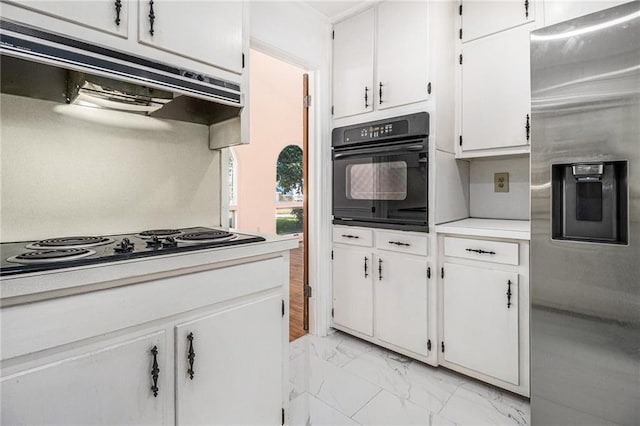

{"left": 303, "top": 1, "right": 372, "bottom": 22}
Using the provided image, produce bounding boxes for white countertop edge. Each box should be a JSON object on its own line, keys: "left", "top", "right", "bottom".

{"left": 435, "top": 218, "right": 531, "bottom": 241}
{"left": 1, "top": 235, "right": 299, "bottom": 301}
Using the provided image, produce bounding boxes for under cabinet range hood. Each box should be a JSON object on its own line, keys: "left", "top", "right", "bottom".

{"left": 0, "top": 19, "right": 243, "bottom": 126}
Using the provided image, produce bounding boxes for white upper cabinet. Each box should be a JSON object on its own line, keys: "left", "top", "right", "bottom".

{"left": 137, "top": 0, "right": 243, "bottom": 73}
{"left": 461, "top": 23, "right": 533, "bottom": 152}
{"left": 543, "top": 1, "right": 628, "bottom": 27}
{"left": 3, "top": 0, "right": 129, "bottom": 37}
{"left": 376, "top": 1, "right": 429, "bottom": 110}
{"left": 461, "top": 0, "right": 534, "bottom": 43}
{"left": 332, "top": 8, "right": 375, "bottom": 118}
{"left": 332, "top": 1, "right": 430, "bottom": 119}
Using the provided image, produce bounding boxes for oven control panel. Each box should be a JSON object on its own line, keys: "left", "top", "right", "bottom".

{"left": 344, "top": 120, "right": 409, "bottom": 143}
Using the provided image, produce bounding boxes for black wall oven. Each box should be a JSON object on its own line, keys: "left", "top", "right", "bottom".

{"left": 332, "top": 112, "right": 429, "bottom": 232}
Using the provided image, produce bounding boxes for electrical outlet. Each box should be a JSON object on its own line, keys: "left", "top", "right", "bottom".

{"left": 494, "top": 172, "right": 509, "bottom": 192}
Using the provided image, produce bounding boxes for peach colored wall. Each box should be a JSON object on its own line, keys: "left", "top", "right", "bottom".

{"left": 233, "top": 49, "right": 304, "bottom": 234}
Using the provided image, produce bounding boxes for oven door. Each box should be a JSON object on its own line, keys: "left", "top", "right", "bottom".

{"left": 332, "top": 140, "right": 428, "bottom": 231}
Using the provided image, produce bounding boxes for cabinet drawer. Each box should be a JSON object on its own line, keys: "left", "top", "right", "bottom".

{"left": 375, "top": 230, "right": 428, "bottom": 256}
{"left": 444, "top": 237, "right": 518, "bottom": 265}
{"left": 333, "top": 227, "right": 373, "bottom": 247}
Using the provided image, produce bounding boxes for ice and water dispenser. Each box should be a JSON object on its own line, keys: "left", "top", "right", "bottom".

{"left": 552, "top": 161, "right": 628, "bottom": 244}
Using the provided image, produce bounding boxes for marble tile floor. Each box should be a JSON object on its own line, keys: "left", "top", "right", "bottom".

{"left": 288, "top": 330, "right": 530, "bottom": 426}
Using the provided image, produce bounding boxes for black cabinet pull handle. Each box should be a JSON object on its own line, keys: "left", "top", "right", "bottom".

{"left": 150, "top": 346, "right": 160, "bottom": 397}
{"left": 364, "top": 86, "right": 369, "bottom": 108}
{"left": 524, "top": 0, "right": 530, "bottom": 18}
{"left": 378, "top": 258, "right": 383, "bottom": 281}
{"left": 379, "top": 82, "right": 383, "bottom": 104}
{"left": 389, "top": 241, "right": 410, "bottom": 247}
{"left": 341, "top": 234, "right": 360, "bottom": 239}
{"left": 364, "top": 256, "right": 369, "bottom": 278}
{"left": 507, "top": 280, "right": 513, "bottom": 308}
{"left": 466, "top": 248, "right": 496, "bottom": 255}
{"left": 187, "top": 333, "right": 196, "bottom": 380}
{"left": 525, "top": 114, "right": 530, "bottom": 140}
{"left": 114, "top": 0, "right": 122, "bottom": 26}
{"left": 148, "top": 0, "right": 156, "bottom": 36}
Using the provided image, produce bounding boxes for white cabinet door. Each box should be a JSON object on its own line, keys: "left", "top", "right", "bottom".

{"left": 4, "top": 0, "right": 129, "bottom": 37}
{"left": 461, "top": 23, "right": 533, "bottom": 152}
{"left": 377, "top": 1, "right": 430, "bottom": 109}
{"left": 374, "top": 253, "right": 429, "bottom": 355}
{"left": 175, "top": 296, "right": 282, "bottom": 425}
{"left": 461, "top": 0, "right": 534, "bottom": 42}
{"left": 543, "top": 1, "right": 628, "bottom": 27}
{"left": 138, "top": 0, "right": 243, "bottom": 73}
{"left": 332, "top": 8, "right": 375, "bottom": 118}
{"left": 443, "top": 263, "right": 519, "bottom": 385}
{"left": 1, "top": 331, "right": 169, "bottom": 425}
{"left": 332, "top": 246, "right": 374, "bottom": 336}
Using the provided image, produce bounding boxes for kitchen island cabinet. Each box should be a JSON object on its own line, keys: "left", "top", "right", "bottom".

{"left": 0, "top": 236, "right": 296, "bottom": 425}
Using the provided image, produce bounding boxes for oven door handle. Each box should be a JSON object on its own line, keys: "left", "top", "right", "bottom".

{"left": 333, "top": 143, "right": 425, "bottom": 159}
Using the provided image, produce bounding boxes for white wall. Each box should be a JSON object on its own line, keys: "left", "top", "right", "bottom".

{"left": 249, "top": 1, "right": 332, "bottom": 336}
{"left": 469, "top": 156, "right": 530, "bottom": 220}
{"left": 0, "top": 94, "right": 221, "bottom": 242}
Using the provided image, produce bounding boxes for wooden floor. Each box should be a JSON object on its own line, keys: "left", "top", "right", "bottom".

{"left": 289, "top": 241, "right": 307, "bottom": 342}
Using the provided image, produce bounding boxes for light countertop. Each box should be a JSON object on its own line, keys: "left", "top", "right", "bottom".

{"left": 435, "top": 218, "right": 530, "bottom": 241}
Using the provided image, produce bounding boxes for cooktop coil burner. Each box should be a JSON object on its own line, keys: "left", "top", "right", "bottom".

{"left": 1, "top": 226, "right": 266, "bottom": 276}
{"left": 175, "top": 230, "right": 237, "bottom": 244}
{"left": 138, "top": 229, "right": 183, "bottom": 239}
{"left": 7, "top": 248, "right": 96, "bottom": 264}
{"left": 25, "top": 236, "right": 114, "bottom": 250}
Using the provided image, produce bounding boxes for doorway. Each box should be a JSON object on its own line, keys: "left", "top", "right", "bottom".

{"left": 225, "top": 49, "right": 310, "bottom": 342}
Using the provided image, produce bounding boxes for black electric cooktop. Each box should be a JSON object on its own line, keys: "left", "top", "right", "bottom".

{"left": 0, "top": 227, "right": 265, "bottom": 277}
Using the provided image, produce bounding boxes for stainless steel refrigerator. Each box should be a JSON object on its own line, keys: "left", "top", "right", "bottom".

{"left": 530, "top": 2, "right": 640, "bottom": 425}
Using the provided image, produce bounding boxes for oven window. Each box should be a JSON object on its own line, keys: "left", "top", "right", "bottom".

{"left": 346, "top": 161, "right": 407, "bottom": 200}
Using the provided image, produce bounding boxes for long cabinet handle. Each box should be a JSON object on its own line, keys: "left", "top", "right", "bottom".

{"left": 341, "top": 234, "right": 360, "bottom": 239}
{"left": 150, "top": 346, "right": 160, "bottom": 397}
{"left": 526, "top": 114, "right": 530, "bottom": 141}
{"left": 114, "top": 0, "right": 122, "bottom": 26}
{"left": 389, "top": 241, "right": 410, "bottom": 247}
{"left": 378, "top": 258, "right": 383, "bottom": 281}
{"left": 187, "top": 333, "right": 196, "bottom": 380}
{"left": 364, "top": 256, "right": 369, "bottom": 278}
{"left": 524, "top": 0, "right": 530, "bottom": 18}
{"left": 148, "top": 0, "right": 156, "bottom": 36}
{"left": 466, "top": 248, "right": 496, "bottom": 255}
{"left": 364, "top": 86, "right": 369, "bottom": 108}
{"left": 507, "top": 280, "right": 513, "bottom": 308}
{"left": 379, "top": 82, "right": 384, "bottom": 104}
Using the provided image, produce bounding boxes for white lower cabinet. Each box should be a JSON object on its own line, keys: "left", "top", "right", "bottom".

{"left": 332, "top": 226, "right": 434, "bottom": 363}
{"left": 175, "top": 296, "right": 283, "bottom": 425}
{"left": 1, "top": 255, "right": 288, "bottom": 425}
{"left": 442, "top": 263, "right": 519, "bottom": 384}
{"left": 1, "top": 331, "right": 170, "bottom": 425}
{"left": 438, "top": 234, "right": 530, "bottom": 396}
{"left": 332, "top": 246, "right": 374, "bottom": 336}
{"left": 375, "top": 253, "right": 429, "bottom": 356}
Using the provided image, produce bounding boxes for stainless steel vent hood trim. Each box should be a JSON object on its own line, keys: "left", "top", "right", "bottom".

{"left": 0, "top": 19, "right": 243, "bottom": 126}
